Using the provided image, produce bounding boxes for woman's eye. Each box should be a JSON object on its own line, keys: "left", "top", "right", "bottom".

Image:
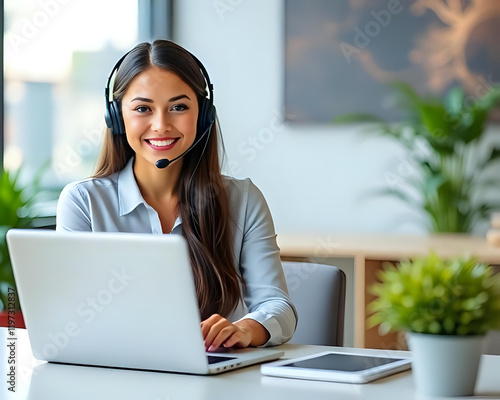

{"left": 135, "top": 106, "right": 150, "bottom": 113}
{"left": 171, "top": 104, "right": 188, "bottom": 112}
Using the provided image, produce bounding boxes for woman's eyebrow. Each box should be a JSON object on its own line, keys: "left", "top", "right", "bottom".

{"left": 129, "top": 94, "right": 191, "bottom": 103}
{"left": 130, "top": 96, "right": 153, "bottom": 103}
{"left": 168, "top": 94, "right": 191, "bottom": 102}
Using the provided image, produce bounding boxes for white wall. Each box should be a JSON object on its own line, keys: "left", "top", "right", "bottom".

{"left": 174, "top": 0, "right": 430, "bottom": 235}
{"left": 174, "top": 0, "right": 500, "bottom": 237}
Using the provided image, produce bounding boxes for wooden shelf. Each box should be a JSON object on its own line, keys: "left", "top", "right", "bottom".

{"left": 278, "top": 232, "right": 500, "bottom": 349}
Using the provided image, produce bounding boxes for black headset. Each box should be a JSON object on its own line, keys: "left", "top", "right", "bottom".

{"left": 104, "top": 48, "right": 215, "bottom": 138}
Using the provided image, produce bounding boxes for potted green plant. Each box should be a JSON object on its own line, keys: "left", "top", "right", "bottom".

{"left": 335, "top": 83, "right": 500, "bottom": 233}
{"left": 368, "top": 252, "right": 500, "bottom": 396}
{"left": 0, "top": 167, "right": 47, "bottom": 327}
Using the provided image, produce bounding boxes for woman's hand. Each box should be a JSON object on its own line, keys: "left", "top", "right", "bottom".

{"left": 200, "top": 314, "right": 270, "bottom": 352}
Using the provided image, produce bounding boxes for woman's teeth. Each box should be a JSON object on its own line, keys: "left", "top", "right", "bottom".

{"left": 149, "top": 139, "right": 176, "bottom": 146}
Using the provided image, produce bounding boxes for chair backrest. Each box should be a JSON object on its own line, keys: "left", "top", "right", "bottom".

{"left": 282, "top": 261, "right": 346, "bottom": 346}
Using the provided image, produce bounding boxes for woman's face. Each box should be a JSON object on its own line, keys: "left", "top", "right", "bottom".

{"left": 121, "top": 66, "right": 199, "bottom": 169}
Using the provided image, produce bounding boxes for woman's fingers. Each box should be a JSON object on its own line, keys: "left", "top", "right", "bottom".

{"left": 200, "top": 314, "right": 223, "bottom": 339}
{"left": 222, "top": 328, "right": 250, "bottom": 349}
{"left": 200, "top": 314, "right": 251, "bottom": 351}
{"left": 201, "top": 314, "right": 229, "bottom": 350}
{"left": 208, "top": 325, "right": 238, "bottom": 351}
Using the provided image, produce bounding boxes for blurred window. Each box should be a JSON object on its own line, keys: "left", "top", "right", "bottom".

{"left": 3, "top": 0, "right": 138, "bottom": 184}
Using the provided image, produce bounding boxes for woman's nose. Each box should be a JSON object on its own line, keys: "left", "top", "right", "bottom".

{"left": 151, "top": 112, "right": 172, "bottom": 133}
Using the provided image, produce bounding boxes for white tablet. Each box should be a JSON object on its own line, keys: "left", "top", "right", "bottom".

{"left": 260, "top": 351, "right": 411, "bottom": 384}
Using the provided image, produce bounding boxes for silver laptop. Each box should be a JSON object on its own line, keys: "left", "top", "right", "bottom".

{"left": 6, "top": 229, "right": 284, "bottom": 375}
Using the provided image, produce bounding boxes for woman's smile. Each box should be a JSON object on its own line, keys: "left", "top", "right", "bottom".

{"left": 145, "top": 137, "right": 180, "bottom": 151}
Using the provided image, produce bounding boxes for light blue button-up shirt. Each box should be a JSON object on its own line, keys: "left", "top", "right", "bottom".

{"left": 56, "top": 158, "right": 297, "bottom": 346}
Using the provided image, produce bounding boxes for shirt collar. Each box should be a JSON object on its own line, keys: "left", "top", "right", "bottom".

{"left": 117, "top": 157, "right": 145, "bottom": 216}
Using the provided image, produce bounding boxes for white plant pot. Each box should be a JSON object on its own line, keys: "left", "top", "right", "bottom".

{"left": 407, "top": 333, "right": 485, "bottom": 397}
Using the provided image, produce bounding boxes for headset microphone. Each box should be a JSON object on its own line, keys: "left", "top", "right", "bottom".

{"left": 154, "top": 121, "right": 213, "bottom": 169}
{"left": 155, "top": 159, "right": 170, "bottom": 169}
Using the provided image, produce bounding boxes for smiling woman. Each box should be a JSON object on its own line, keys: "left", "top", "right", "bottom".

{"left": 56, "top": 40, "right": 297, "bottom": 351}
{"left": 122, "top": 67, "right": 199, "bottom": 173}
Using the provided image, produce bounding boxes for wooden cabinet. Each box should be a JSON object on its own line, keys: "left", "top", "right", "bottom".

{"left": 278, "top": 233, "right": 500, "bottom": 349}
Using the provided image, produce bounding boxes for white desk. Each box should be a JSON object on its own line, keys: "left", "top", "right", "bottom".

{"left": 2, "top": 328, "right": 500, "bottom": 400}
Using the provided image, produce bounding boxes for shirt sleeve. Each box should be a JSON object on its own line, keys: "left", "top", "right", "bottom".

{"left": 56, "top": 183, "right": 92, "bottom": 232}
{"left": 236, "top": 181, "right": 298, "bottom": 346}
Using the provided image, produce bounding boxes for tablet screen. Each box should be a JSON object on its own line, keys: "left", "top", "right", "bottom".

{"left": 283, "top": 353, "right": 405, "bottom": 372}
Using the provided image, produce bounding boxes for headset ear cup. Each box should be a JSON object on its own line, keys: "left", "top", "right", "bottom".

{"left": 104, "top": 52, "right": 129, "bottom": 135}
{"left": 207, "top": 104, "right": 215, "bottom": 127}
{"left": 197, "top": 98, "right": 215, "bottom": 136}
{"left": 110, "top": 100, "right": 125, "bottom": 135}
{"left": 104, "top": 101, "right": 114, "bottom": 133}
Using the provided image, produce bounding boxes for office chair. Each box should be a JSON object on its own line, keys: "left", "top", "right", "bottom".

{"left": 282, "top": 261, "right": 346, "bottom": 346}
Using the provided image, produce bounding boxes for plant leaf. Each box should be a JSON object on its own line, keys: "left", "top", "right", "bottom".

{"left": 444, "top": 87, "right": 465, "bottom": 116}
{"left": 369, "top": 187, "right": 421, "bottom": 208}
{"left": 478, "top": 86, "right": 500, "bottom": 109}
{"left": 477, "top": 147, "right": 500, "bottom": 170}
{"left": 332, "top": 113, "right": 386, "bottom": 124}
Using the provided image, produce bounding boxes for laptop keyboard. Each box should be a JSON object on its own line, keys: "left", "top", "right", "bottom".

{"left": 207, "top": 355, "right": 236, "bottom": 365}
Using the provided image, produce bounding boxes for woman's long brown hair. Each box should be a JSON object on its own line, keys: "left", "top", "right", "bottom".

{"left": 94, "top": 40, "right": 241, "bottom": 319}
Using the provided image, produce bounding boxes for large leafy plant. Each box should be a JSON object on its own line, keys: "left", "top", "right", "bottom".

{"left": 368, "top": 253, "right": 500, "bottom": 336}
{"left": 335, "top": 83, "right": 500, "bottom": 233}
{"left": 0, "top": 168, "right": 42, "bottom": 311}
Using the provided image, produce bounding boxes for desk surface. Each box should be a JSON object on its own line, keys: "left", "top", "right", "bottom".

{"left": 2, "top": 329, "right": 500, "bottom": 400}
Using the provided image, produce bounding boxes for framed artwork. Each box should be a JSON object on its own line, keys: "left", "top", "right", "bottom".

{"left": 285, "top": 0, "right": 500, "bottom": 123}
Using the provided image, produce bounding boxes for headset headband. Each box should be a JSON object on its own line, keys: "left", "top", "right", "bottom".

{"left": 104, "top": 46, "right": 215, "bottom": 136}
{"left": 105, "top": 51, "right": 213, "bottom": 102}
{"left": 105, "top": 52, "right": 129, "bottom": 104}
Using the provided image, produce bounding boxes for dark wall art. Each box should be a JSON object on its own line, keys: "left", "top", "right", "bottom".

{"left": 285, "top": 0, "right": 500, "bottom": 123}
